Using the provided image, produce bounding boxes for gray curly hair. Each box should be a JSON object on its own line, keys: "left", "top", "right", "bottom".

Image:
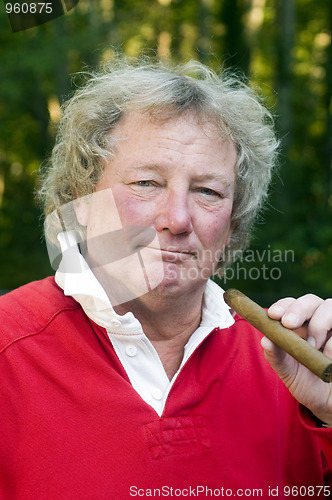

{"left": 38, "top": 57, "right": 278, "bottom": 273}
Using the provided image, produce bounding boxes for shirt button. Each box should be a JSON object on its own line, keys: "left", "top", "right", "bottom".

{"left": 152, "top": 388, "right": 163, "bottom": 400}
{"left": 110, "top": 319, "right": 121, "bottom": 328}
{"left": 125, "top": 345, "right": 137, "bottom": 357}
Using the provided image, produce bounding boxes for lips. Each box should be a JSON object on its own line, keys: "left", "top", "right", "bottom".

{"left": 154, "top": 248, "right": 196, "bottom": 263}
{"left": 141, "top": 242, "right": 198, "bottom": 263}
{"left": 160, "top": 248, "right": 194, "bottom": 255}
{"left": 147, "top": 246, "right": 196, "bottom": 255}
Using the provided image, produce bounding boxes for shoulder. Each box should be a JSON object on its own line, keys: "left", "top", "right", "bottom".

{"left": 212, "top": 312, "right": 269, "bottom": 377}
{"left": 0, "top": 277, "right": 79, "bottom": 352}
{"left": 223, "top": 312, "right": 265, "bottom": 356}
{"left": 229, "top": 312, "right": 264, "bottom": 336}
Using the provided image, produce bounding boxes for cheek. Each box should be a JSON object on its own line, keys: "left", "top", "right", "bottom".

{"left": 113, "top": 190, "right": 156, "bottom": 228}
{"left": 197, "top": 211, "right": 232, "bottom": 265}
{"left": 84, "top": 189, "right": 124, "bottom": 238}
{"left": 219, "top": 213, "right": 233, "bottom": 242}
{"left": 203, "top": 209, "right": 232, "bottom": 242}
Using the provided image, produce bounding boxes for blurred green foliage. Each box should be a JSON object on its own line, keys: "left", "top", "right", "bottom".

{"left": 0, "top": 0, "right": 331, "bottom": 304}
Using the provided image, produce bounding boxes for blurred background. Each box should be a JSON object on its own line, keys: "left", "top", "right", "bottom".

{"left": 0, "top": 0, "right": 331, "bottom": 305}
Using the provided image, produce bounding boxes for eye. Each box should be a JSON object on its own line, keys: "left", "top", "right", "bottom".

{"left": 135, "top": 180, "right": 154, "bottom": 187}
{"left": 198, "top": 187, "right": 221, "bottom": 197}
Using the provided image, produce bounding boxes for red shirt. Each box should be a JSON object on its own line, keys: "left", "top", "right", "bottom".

{"left": 0, "top": 277, "right": 331, "bottom": 499}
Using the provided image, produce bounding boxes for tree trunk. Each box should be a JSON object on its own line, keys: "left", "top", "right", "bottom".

{"left": 219, "top": 0, "right": 251, "bottom": 74}
{"left": 276, "top": 0, "right": 296, "bottom": 153}
{"left": 323, "top": 1, "right": 332, "bottom": 206}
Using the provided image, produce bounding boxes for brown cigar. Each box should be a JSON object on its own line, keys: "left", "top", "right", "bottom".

{"left": 223, "top": 288, "right": 332, "bottom": 383}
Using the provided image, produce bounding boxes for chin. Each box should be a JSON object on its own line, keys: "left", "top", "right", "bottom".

{"left": 150, "top": 267, "right": 206, "bottom": 298}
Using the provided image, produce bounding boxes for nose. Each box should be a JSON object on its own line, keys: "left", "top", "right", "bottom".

{"left": 155, "top": 188, "right": 193, "bottom": 235}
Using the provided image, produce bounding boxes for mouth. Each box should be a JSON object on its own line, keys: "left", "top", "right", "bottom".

{"left": 146, "top": 247, "right": 196, "bottom": 262}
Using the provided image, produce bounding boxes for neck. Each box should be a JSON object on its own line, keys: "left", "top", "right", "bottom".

{"left": 114, "top": 288, "right": 204, "bottom": 379}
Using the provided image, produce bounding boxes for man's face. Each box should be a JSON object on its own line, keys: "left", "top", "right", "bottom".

{"left": 79, "top": 111, "right": 236, "bottom": 300}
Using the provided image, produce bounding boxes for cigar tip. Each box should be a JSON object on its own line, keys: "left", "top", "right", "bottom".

{"left": 223, "top": 288, "right": 241, "bottom": 306}
{"left": 322, "top": 364, "right": 332, "bottom": 383}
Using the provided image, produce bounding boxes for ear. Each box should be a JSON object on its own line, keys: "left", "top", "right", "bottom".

{"left": 73, "top": 197, "right": 90, "bottom": 227}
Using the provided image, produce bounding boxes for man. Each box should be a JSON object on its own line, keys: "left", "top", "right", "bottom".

{"left": 0, "top": 59, "right": 331, "bottom": 499}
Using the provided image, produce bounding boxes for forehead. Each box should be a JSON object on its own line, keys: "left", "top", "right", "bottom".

{"left": 108, "top": 111, "right": 237, "bottom": 178}
{"left": 112, "top": 111, "right": 227, "bottom": 146}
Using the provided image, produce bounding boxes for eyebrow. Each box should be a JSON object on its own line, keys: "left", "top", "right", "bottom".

{"left": 124, "top": 164, "right": 233, "bottom": 188}
{"left": 191, "top": 173, "right": 232, "bottom": 188}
